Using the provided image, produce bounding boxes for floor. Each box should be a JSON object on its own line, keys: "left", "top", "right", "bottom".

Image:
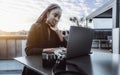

{"left": 92, "top": 48, "right": 112, "bottom": 53}
{"left": 0, "top": 60, "right": 23, "bottom": 75}
{"left": 0, "top": 48, "right": 111, "bottom": 75}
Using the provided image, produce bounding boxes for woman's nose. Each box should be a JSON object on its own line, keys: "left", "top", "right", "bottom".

{"left": 55, "top": 17, "right": 59, "bottom": 21}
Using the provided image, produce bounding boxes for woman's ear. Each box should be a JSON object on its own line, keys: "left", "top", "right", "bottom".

{"left": 46, "top": 12, "right": 50, "bottom": 23}
{"left": 46, "top": 12, "right": 50, "bottom": 18}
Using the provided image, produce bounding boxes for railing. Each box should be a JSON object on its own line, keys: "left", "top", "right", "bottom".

{"left": 0, "top": 34, "right": 111, "bottom": 59}
{"left": 0, "top": 35, "right": 27, "bottom": 59}
{"left": 92, "top": 39, "right": 112, "bottom": 49}
{"left": 0, "top": 30, "right": 69, "bottom": 59}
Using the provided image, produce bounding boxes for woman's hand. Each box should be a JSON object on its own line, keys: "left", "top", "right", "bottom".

{"left": 49, "top": 25, "right": 59, "bottom": 31}
{"left": 43, "top": 48, "right": 56, "bottom": 53}
{"left": 49, "top": 25, "right": 64, "bottom": 42}
{"left": 43, "top": 47, "right": 66, "bottom": 54}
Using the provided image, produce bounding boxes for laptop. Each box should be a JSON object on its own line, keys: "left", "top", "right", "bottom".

{"left": 66, "top": 26, "right": 93, "bottom": 59}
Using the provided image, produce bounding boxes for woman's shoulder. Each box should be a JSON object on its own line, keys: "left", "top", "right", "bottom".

{"left": 30, "top": 23, "right": 43, "bottom": 29}
{"left": 32, "top": 23, "right": 42, "bottom": 27}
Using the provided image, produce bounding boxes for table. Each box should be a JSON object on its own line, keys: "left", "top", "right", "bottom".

{"left": 14, "top": 52, "right": 120, "bottom": 75}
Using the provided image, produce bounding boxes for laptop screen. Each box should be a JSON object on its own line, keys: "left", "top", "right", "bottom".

{"left": 66, "top": 26, "right": 93, "bottom": 59}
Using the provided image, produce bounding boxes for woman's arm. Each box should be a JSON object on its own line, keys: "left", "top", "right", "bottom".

{"left": 61, "top": 37, "right": 67, "bottom": 47}
{"left": 49, "top": 26, "right": 67, "bottom": 47}
{"left": 25, "top": 24, "right": 44, "bottom": 56}
{"left": 25, "top": 47, "right": 43, "bottom": 56}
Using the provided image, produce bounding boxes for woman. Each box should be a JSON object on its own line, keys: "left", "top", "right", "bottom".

{"left": 22, "top": 3, "right": 67, "bottom": 75}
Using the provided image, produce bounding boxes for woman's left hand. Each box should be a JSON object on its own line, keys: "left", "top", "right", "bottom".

{"left": 50, "top": 26, "right": 59, "bottom": 31}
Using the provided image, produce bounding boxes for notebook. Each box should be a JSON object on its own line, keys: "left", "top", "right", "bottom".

{"left": 66, "top": 26, "right": 93, "bottom": 59}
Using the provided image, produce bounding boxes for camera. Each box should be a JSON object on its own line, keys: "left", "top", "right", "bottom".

{"left": 42, "top": 49, "right": 66, "bottom": 68}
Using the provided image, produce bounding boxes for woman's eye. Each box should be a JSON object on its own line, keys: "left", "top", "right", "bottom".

{"left": 54, "top": 14, "right": 58, "bottom": 17}
{"left": 54, "top": 14, "right": 60, "bottom": 19}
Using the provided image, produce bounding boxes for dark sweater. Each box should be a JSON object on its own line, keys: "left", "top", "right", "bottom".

{"left": 25, "top": 22, "right": 67, "bottom": 56}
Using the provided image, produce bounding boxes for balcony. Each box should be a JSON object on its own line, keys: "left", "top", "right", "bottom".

{"left": 0, "top": 35, "right": 27, "bottom": 59}
{"left": 0, "top": 35, "right": 111, "bottom": 75}
{"left": 0, "top": 34, "right": 112, "bottom": 59}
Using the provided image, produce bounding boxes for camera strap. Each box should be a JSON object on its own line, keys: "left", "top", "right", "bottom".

{"left": 52, "top": 60, "right": 87, "bottom": 75}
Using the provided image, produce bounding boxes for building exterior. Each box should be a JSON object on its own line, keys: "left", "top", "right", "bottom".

{"left": 86, "top": 0, "right": 120, "bottom": 53}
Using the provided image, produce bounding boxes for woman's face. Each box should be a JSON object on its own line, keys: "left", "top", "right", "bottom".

{"left": 46, "top": 8, "right": 62, "bottom": 27}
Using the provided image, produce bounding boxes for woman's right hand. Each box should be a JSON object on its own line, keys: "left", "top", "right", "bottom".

{"left": 43, "top": 48, "right": 56, "bottom": 54}
{"left": 43, "top": 47, "right": 66, "bottom": 54}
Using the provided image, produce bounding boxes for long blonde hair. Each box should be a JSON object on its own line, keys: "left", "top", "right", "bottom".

{"left": 36, "top": 4, "right": 61, "bottom": 23}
